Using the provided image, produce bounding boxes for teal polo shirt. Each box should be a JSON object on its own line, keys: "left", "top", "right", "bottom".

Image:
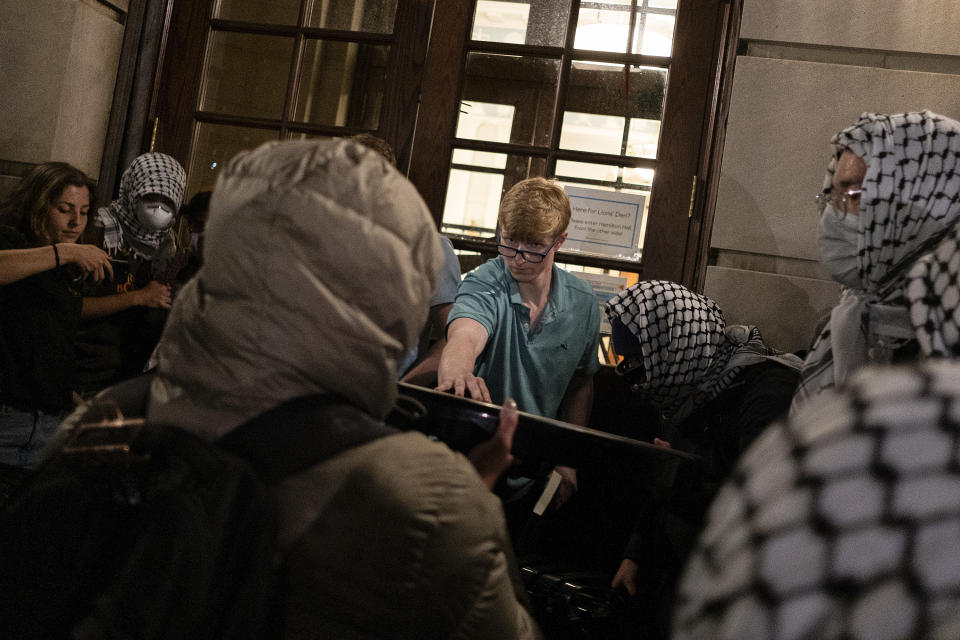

{"left": 448, "top": 256, "right": 601, "bottom": 419}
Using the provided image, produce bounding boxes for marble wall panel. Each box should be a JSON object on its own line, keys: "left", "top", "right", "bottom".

{"left": 711, "top": 57, "right": 960, "bottom": 261}
{"left": 742, "top": 0, "right": 960, "bottom": 57}
{"left": 50, "top": 0, "right": 124, "bottom": 177}
{"left": 0, "top": 0, "right": 123, "bottom": 178}
{"left": 704, "top": 266, "right": 840, "bottom": 355}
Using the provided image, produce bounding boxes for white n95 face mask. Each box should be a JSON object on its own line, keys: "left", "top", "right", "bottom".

{"left": 137, "top": 201, "right": 176, "bottom": 231}
{"left": 818, "top": 203, "right": 861, "bottom": 288}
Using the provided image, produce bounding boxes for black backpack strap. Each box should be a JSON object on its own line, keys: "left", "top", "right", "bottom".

{"left": 216, "top": 394, "right": 398, "bottom": 485}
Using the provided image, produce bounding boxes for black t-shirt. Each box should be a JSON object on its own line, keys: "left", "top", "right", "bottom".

{"left": 669, "top": 360, "right": 800, "bottom": 487}
{"left": 624, "top": 360, "right": 800, "bottom": 561}
{"left": 74, "top": 243, "right": 169, "bottom": 394}
{"left": 0, "top": 226, "right": 83, "bottom": 412}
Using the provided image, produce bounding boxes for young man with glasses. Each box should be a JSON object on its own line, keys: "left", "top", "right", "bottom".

{"left": 438, "top": 176, "right": 601, "bottom": 428}
{"left": 437, "top": 177, "right": 601, "bottom": 507}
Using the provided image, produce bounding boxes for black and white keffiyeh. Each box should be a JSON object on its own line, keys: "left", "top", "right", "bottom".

{"left": 96, "top": 152, "right": 186, "bottom": 256}
{"left": 907, "top": 222, "right": 960, "bottom": 357}
{"left": 674, "top": 361, "right": 960, "bottom": 640}
{"left": 604, "top": 280, "right": 800, "bottom": 426}
{"left": 794, "top": 111, "right": 960, "bottom": 411}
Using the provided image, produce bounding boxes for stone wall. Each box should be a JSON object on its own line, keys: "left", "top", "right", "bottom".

{"left": 0, "top": 0, "right": 125, "bottom": 181}
{"left": 703, "top": 0, "right": 960, "bottom": 353}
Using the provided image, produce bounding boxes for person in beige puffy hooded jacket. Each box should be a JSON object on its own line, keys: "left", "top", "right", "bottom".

{"left": 147, "top": 139, "right": 540, "bottom": 639}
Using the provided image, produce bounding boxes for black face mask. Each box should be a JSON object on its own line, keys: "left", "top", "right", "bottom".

{"left": 610, "top": 316, "right": 646, "bottom": 390}
{"left": 616, "top": 356, "right": 646, "bottom": 391}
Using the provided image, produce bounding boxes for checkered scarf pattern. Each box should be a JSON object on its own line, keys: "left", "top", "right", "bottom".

{"left": 604, "top": 281, "right": 796, "bottom": 426}
{"left": 795, "top": 111, "right": 960, "bottom": 409}
{"left": 907, "top": 222, "right": 960, "bottom": 356}
{"left": 674, "top": 361, "right": 960, "bottom": 640}
{"left": 96, "top": 152, "right": 186, "bottom": 254}
{"left": 827, "top": 111, "right": 960, "bottom": 288}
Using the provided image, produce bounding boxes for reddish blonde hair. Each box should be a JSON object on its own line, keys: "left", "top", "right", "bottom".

{"left": 497, "top": 177, "right": 570, "bottom": 243}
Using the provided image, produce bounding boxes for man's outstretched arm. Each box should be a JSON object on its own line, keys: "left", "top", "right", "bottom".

{"left": 436, "top": 317, "right": 490, "bottom": 402}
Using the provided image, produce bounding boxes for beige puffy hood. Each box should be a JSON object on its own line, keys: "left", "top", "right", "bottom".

{"left": 147, "top": 139, "right": 443, "bottom": 439}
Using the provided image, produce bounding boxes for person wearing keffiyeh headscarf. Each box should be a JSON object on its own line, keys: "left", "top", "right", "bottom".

{"left": 673, "top": 361, "right": 960, "bottom": 640}
{"left": 604, "top": 280, "right": 801, "bottom": 429}
{"left": 95, "top": 152, "right": 186, "bottom": 259}
{"left": 75, "top": 152, "right": 187, "bottom": 393}
{"left": 601, "top": 280, "right": 801, "bottom": 613}
{"left": 792, "top": 111, "right": 960, "bottom": 413}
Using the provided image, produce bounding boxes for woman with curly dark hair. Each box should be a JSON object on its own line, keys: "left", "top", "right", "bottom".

{"left": 0, "top": 162, "right": 112, "bottom": 485}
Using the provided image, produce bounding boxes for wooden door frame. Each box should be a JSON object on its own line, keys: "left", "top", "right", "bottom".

{"left": 406, "top": 0, "right": 473, "bottom": 203}
{"left": 152, "top": 0, "right": 435, "bottom": 174}
{"left": 97, "top": 0, "right": 174, "bottom": 203}
{"left": 151, "top": 0, "right": 216, "bottom": 168}
{"left": 144, "top": 0, "right": 741, "bottom": 290}
{"left": 408, "top": 0, "right": 741, "bottom": 289}
{"left": 639, "top": 0, "right": 728, "bottom": 284}
{"left": 681, "top": 0, "right": 743, "bottom": 291}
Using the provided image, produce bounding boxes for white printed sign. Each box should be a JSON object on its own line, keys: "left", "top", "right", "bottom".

{"left": 563, "top": 186, "right": 645, "bottom": 260}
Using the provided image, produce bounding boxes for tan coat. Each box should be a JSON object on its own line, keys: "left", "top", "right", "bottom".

{"left": 276, "top": 431, "right": 539, "bottom": 639}
{"left": 147, "top": 139, "right": 539, "bottom": 639}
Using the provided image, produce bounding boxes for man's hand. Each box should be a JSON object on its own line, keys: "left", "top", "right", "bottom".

{"left": 61, "top": 243, "right": 113, "bottom": 282}
{"left": 436, "top": 317, "right": 489, "bottom": 401}
{"left": 133, "top": 281, "right": 172, "bottom": 309}
{"left": 611, "top": 557, "right": 640, "bottom": 597}
{"left": 436, "top": 373, "right": 491, "bottom": 403}
{"left": 467, "top": 398, "right": 517, "bottom": 489}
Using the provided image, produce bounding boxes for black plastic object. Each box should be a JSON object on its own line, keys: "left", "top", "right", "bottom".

{"left": 392, "top": 382, "right": 700, "bottom": 489}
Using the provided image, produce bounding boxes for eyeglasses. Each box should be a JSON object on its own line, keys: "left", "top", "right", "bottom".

{"left": 815, "top": 187, "right": 863, "bottom": 218}
{"left": 496, "top": 237, "right": 558, "bottom": 263}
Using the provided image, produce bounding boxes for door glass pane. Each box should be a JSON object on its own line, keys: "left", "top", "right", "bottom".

{"left": 575, "top": 6, "right": 631, "bottom": 53}
{"left": 456, "top": 102, "right": 515, "bottom": 144}
{"left": 471, "top": 0, "right": 572, "bottom": 48}
{"left": 633, "top": 12, "right": 675, "bottom": 56}
{"left": 294, "top": 40, "right": 389, "bottom": 127}
{"left": 560, "top": 112, "right": 624, "bottom": 155}
{"left": 561, "top": 63, "right": 665, "bottom": 157}
{"left": 627, "top": 118, "right": 662, "bottom": 159}
{"left": 452, "top": 147, "right": 509, "bottom": 170}
{"left": 460, "top": 53, "right": 561, "bottom": 147}
{"left": 555, "top": 159, "right": 652, "bottom": 190}
{"left": 308, "top": 0, "right": 397, "bottom": 32}
{"left": 186, "top": 123, "right": 279, "bottom": 199}
{"left": 442, "top": 149, "right": 547, "bottom": 236}
{"left": 200, "top": 31, "right": 294, "bottom": 119}
{"left": 575, "top": 3, "right": 676, "bottom": 56}
{"left": 214, "top": 0, "right": 300, "bottom": 25}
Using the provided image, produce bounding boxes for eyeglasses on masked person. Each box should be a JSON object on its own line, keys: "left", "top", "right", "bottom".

{"left": 815, "top": 187, "right": 863, "bottom": 220}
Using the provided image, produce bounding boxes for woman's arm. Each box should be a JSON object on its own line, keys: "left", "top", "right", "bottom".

{"left": 81, "top": 280, "right": 171, "bottom": 319}
{"left": 0, "top": 246, "right": 59, "bottom": 285}
{"left": 0, "top": 243, "right": 112, "bottom": 286}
